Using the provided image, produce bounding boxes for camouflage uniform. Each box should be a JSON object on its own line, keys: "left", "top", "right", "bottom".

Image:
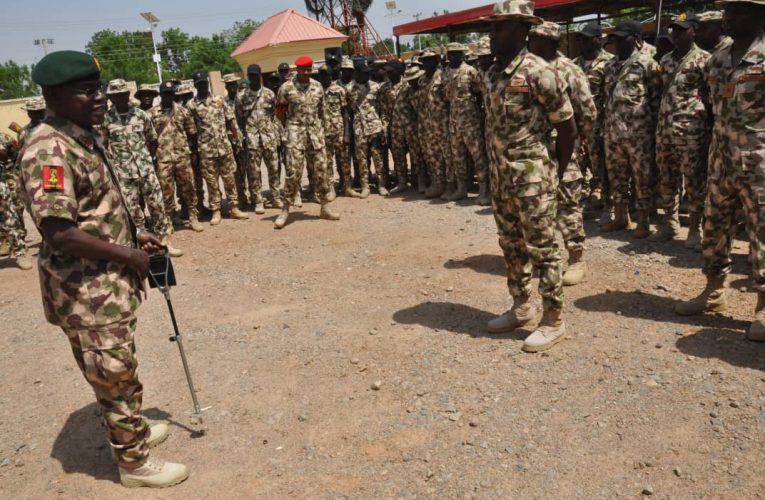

{"left": 378, "top": 79, "right": 401, "bottom": 185}
{"left": 19, "top": 112, "right": 148, "bottom": 468}
{"left": 419, "top": 69, "right": 450, "bottom": 187}
{"left": 148, "top": 102, "right": 199, "bottom": 219}
{"left": 323, "top": 81, "right": 352, "bottom": 186}
{"left": 390, "top": 83, "right": 424, "bottom": 184}
{"left": 0, "top": 132, "right": 27, "bottom": 258}
{"left": 276, "top": 77, "right": 331, "bottom": 205}
{"left": 102, "top": 106, "right": 170, "bottom": 238}
{"left": 187, "top": 95, "right": 240, "bottom": 211}
{"left": 484, "top": 48, "right": 573, "bottom": 311}
{"left": 702, "top": 33, "right": 765, "bottom": 289}
{"left": 346, "top": 80, "right": 385, "bottom": 192}
{"left": 444, "top": 61, "right": 489, "bottom": 184}
{"left": 224, "top": 93, "right": 249, "bottom": 204}
{"left": 603, "top": 44, "right": 661, "bottom": 215}
{"left": 655, "top": 44, "right": 711, "bottom": 224}
{"left": 238, "top": 86, "right": 281, "bottom": 204}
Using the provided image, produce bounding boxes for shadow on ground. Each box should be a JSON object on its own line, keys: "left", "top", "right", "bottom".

{"left": 676, "top": 328, "right": 765, "bottom": 370}
{"left": 444, "top": 254, "right": 506, "bottom": 277}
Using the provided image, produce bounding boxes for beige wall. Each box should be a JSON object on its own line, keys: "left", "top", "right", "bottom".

{"left": 0, "top": 98, "right": 32, "bottom": 136}
{"left": 233, "top": 39, "right": 347, "bottom": 75}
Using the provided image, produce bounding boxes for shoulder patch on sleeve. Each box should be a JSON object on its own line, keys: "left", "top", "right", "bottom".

{"left": 42, "top": 165, "right": 64, "bottom": 192}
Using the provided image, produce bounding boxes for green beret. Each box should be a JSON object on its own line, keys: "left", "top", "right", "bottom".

{"left": 32, "top": 50, "right": 101, "bottom": 87}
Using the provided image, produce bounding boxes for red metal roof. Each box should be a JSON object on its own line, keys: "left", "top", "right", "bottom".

{"left": 232, "top": 8, "right": 348, "bottom": 58}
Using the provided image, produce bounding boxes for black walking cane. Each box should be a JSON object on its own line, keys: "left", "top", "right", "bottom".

{"left": 147, "top": 253, "right": 209, "bottom": 426}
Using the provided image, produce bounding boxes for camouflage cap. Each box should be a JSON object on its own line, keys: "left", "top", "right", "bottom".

{"left": 490, "top": 0, "right": 543, "bottom": 25}
{"left": 446, "top": 42, "right": 468, "bottom": 52}
{"left": 340, "top": 57, "right": 355, "bottom": 70}
{"left": 159, "top": 80, "right": 176, "bottom": 94}
{"left": 403, "top": 66, "right": 425, "bottom": 81}
{"left": 419, "top": 49, "right": 440, "bottom": 59}
{"left": 106, "top": 78, "right": 130, "bottom": 95}
{"left": 370, "top": 59, "right": 387, "bottom": 68}
{"left": 22, "top": 96, "right": 46, "bottom": 111}
{"left": 135, "top": 83, "right": 159, "bottom": 96}
{"left": 476, "top": 36, "right": 492, "bottom": 56}
{"left": 175, "top": 83, "right": 193, "bottom": 96}
{"left": 222, "top": 73, "right": 240, "bottom": 84}
{"left": 529, "top": 20, "right": 562, "bottom": 40}
{"left": 697, "top": 10, "right": 723, "bottom": 22}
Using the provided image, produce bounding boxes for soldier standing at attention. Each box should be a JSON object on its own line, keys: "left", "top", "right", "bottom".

{"left": 134, "top": 84, "right": 158, "bottom": 112}
{"left": 238, "top": 64, "right": 284, "bottom": 212}
{"left": 223, "top": 73, "right": 250, "bottom": 210}
{"left": 397, "top": 64, "right": 428, "bottom": 194}
{"left": 484, "top": 0, "right": 577, "bottom": 352}
{"left": 103, "top": 79, "right": 182, "bottom": 257}
{"left": 339, "top": 58, "right": 360, "bottom": 189}
{"left": 443, "top": 42, "right": 489, "bottom": 203}
{"left": 378, "top": 60, "right": 405, "bottom": 193}
{"left": 419, "top": 50, "right": 449, "bottom": 199}
{"left": 695, "top": 11, "right": 732, "bottom": 54}
{"left": 0, "top": 130, "right": 31, "bottom": 270}
{"left": 601, "top": 20, "right": 661, "bottom": 238}
{"left": 19, "top": 50, "right": 188, "bottom": 487}
{"left": 529, "top": 20, "right": 597, "bottom": 287}
{"left": 651, "top": 13, "right": 711, "bottom": 249}
{"left": 347, "top": 63, "right": 387, "bottom": 198}
{"left": 675, "top": 0, "right": 765, "bottom": 342}
{"left": 473, "top": 37, "right": 496, "bottom": 206}
{"left": 187, "top": 71, "right": 249, "bottom": 225}
{"left": 387, "top": 61, "right": 418, "bottom": 194}
{"left": 573, "top": 22, "right": 614, "bottom": 225}
{"left": 149, "top": 81, "right": 204, "bottom": 233}
{"left": 274, "top": 56, "right": 340, "bottom": 229}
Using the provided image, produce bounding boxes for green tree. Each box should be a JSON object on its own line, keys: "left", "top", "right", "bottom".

{"left": 0, "top": 61, "right": 36, "bottom": 99}
{"left": 219, "top": 19, "right": 261, "bottom": 47}
{"left": 159, "top": 27, "right": 192, "bottom": 78}
{"left": 86, "top": 29, "right": 158, "bottom": 84}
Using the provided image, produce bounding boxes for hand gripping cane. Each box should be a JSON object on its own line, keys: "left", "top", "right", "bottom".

{"left": 147, "top": 253, "right": 209, "bottom": 425}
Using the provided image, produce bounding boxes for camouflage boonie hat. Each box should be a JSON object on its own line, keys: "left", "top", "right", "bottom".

{"left": 175, "top": 83, "right": 193, "bottom": 96}
{"left": 222, "top": 73, "right": 239, "bottom": 84}
{"left": 529, "top": 21, "right": 562, "bottom": 40}
{"left": 22, "top": 96, "right": 46, "bottom": 111}
{"left": 403, "top": 66, "right": 425, "bottom": 81}
{"left": 419, "top": 49, "right": 440, "bottom": 59}
{"left": 697, "top": 10, "right": 723, "bottom": 22}
{"left": 446, "top": 42, "right": 468, "bottom": 52}
{"left": 340, "top": 57, "right": 354, "bottom": 69}
{"left": 135, "top": 83, "right": 159, "bottom": 96}
{"left": 490, "top": 0, "right": 543, "bottom": 25}
{"left": 106, "top": 78, "right": 130, "bottom": 95}
{"left": 476, "top": 36, "right": 492, "bottom": 56}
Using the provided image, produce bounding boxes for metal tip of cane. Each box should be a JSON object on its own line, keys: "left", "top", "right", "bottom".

{"left": 189, "top": 406, "right": 211, "bottom": 436}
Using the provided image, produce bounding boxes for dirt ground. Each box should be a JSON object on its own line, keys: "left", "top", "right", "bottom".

{"left": 0, "top": 190, "right": 764, "bottom": 499}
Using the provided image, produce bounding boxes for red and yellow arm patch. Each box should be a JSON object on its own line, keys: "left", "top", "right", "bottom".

{"left": 42, "top": 165, "right": 65, "bottom": 192}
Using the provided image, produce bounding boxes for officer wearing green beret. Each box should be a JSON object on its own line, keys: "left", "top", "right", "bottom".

{"left": 18, "top": 50, "right": 189, "bottom": 488}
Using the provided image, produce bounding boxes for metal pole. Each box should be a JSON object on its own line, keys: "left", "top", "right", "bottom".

{"left": 150, "top": 23, "right": 162, "bottom": 83}
{"left": 655, "top": 0, "right": 664, "bottom": 38}
{"left": 163, "top": 290, "right": 202, "bottom": 415}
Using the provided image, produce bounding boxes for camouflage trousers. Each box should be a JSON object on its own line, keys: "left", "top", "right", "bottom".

{"left": 391, "top": 120, "right": 423, "bottom": 181}
{"left": 233, "top": 146, "right": 249, "bottom": 203}
{"left": 3, "top": 169, "right": 26, "bottom": 240}
{"left": 419, "top": 121, "right": 447, "bottom": 185}
{"left": 656, "top": 139, "right": 707, "bottom": 218}
{"left": 354, "top": 133, "right": 385, "bottom": 188}
{"left": 326, "top": 134, "right": 352, "bottom": 185}
{"left": 605, "top": 135, "right": 654, "bottom": 211}
{"left": 449, "top": 118, "right": 489, "bottom": 183}
{"left": 200, "top": 153, "right": 239, "bottom": 212}
{"left": 0, "top": 177, "right": 26, "bottom": 257}
{"left": 491, "top": 187, "right": 564, "bottom": 312}
{"left": 580, "top": 132, "right": 608, "bottom": 199}
{"left": 247, "top": 145, "right": 280, "bottom": 203}
{"left": 702, "top": 153, "right": 765, "bottom": 291}
{"left": 556, "top": 161, "right": 585, "bottom": 252}
{"left": 121, "top": 173, "right": 170, "bottom": 238}
{"left": 157, "top": 158, "right": 198, "bottom": 220}
{"left": 281, "top": 144, "right": 330, "bottom": 206}
{"left": 63, "top": 317, "right": 149, "bottom": 468}
{"left": 191, "top": 157, "right": 205, "bottom": 209}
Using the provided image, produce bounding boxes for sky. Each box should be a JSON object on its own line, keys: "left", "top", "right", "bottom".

{"left": 0, "top": 0, "right": 485, "bottom": 66}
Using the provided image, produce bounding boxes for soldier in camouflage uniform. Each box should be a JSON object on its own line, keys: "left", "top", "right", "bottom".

{"left": 20, "top": 51, "right": 188, "bottom": 487}
{"left": 339, "top": 58, "right": 360, "bottom": 189}
{"left": 484, "top": 0, "right": 577, "bottom": 352}
{"left": 238, "top": 64, "right": 283, "bottom": 212}
{"left": 601, "top": 20, "right": 661, "bottom": 238}
{"left": 529, "top": 21, "right": 597, "bottom": 287}
{"left": 473, "top": 37, "right": 495, "bottom": 206}
{"left": 443, "top": 42, "right": 489, "bottom": 203}
{"left": 273, "top": 55, "right": 340, "bottom": 229}
{"left": 347, "top": 63, "right": 387, "bottom": 198}
{"left": 0, "top": 131, "right": 31, "bottom": 269}
{"left": 187, "top": 71, "right": 250, "bottom": 225}
{"left": 696, "top": 10, "right": 733, "bottom": 54}
{"left": 389, "top": 63, "right": 425, "bottom": 194}
{"left": 148, "top": 81, "right": 204, "bottom": 233}
{"left": 378, "top": 60, "right": 405, "bottom": 193}
{"left": 103, "top": 79, "right": 181, "bottom": 257}
{"left": 573, "top": 22, "right": 614, "bottom": 224}
{"left": 174, "top": 82, "right": 206, "bottom": 215}
{"left": 134, "top": 84, "right": 158, "bottom": 112}
{"left": 222, "top": 73, "right": 250, "bottom": 210}
{"left": 651, "top": 13, "right": 711, "bottom": 249}
{"left": 675, "top": 0, "right": 765, "bottom": 343}
{"left": 419, "top": 50, "right": 450, "bottom": 199}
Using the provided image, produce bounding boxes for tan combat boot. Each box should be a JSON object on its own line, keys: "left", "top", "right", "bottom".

{"left": 446, "top": 179, "right": 468, "bottom": 202}
{"left": 425, "top": 181, "right": 445, "bottom": 199}
{"left": 633, "top": 210, "right": 652, "bottom": 239}
{"left": 270, "top": 195, "right": 284, "bottom": 209}
{"left": 210, "top": 210, "right": 222, "bottom": 226}
{"left": 343, "top": 187, "right": 363, "bottom": 198}
{"left": 320, "top": 203, "right": 340, "bottom": 221}
{"left": 475, "top": 180, "right": 491, "bottom": 206}
{"left": 440, "top": 181, "right": 456, "bottom": 201}
{"left": 597, "top": 202, "right": 613, "bottom": 227}
{"left": 674, "top": 277, "right": 727, "bottom": 315}
{"left": 0, "top": 239, "right": 9, "bottom": 257}
{"left": 522, "top": 309, "right": 566, "bottom": 353}
{"left": 253, "top": 196, "right": 265, "bottom": 215}
{"left": 685, "top": 214, "right": 702, "bottom": 251}
{"left": 293, "top": 190, "right": 303, "bottom": 208}
{"left": 417, "top": 171, "right": 428, "bottom": 194}
{"left": 274, "top": 206, "right": 290, "bottom": 229}
{"left": 161, "top": 236, "right": 183, "bottom": 258}
{"left": 649, "top": 209, "right": 679, "bottom": 242}
{"left": 230, "top": 207, "right": 250, "bottom": 220}
{"left": 359, "top": 180, "right": 370, "bottom": 199}
{"left": 15, "top": 254, "right": 33, "bottom": 271}
{"left": 562, "top": 248, "right": 586, "bottom": 286}
{"left": 389, "top": 177, "right": 408, "bottom": 194}
{"left": 119, "top": 458, "right": 189, "bottom": 488}
{"left": 378, "top": 171, "right": 390, "bottom": 197}
{"left": 487, "top": 296, "right": 538, "bottom": 334}
{"left": 748, "top": 292, "right": 765, "bottom": 341}
{"left": 146, "top": 423, "right": 169, "bottom": 449}
{"left": 188, "top": 214, "right": 204, "bottom": 232}
{"left": 327, "top": 183, "right": 337, "bottom": 202}
{"left": 601, "top": 204, "right": 633, "bottom": 232}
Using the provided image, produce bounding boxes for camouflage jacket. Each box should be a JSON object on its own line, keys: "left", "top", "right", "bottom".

{"left": 187, "top": 95, "right": 237, "bottom": 159}
{"left": 238, "top": 86, "right": 279, "bottom": 149}
{"left": 656, "top": 44, "right": 711, "bottom": 144}
{"left": 604, "top": 45, "right": 661, "bottom": 140}
{"left": 101, "top": 106, "right": 157, "bottom": 179}
{"left": 444, "top": 62, "right": 482, "bottom": 127}
{"left": 574, "top": 49, "right": 613, "bottom": 131}
{"left": 148, "top": 103, "right": 196, "bottom": 164}
{"left": 277, "top": 77, "right": 325, "bottom": 150}
{"left": 323, "top": 81, "right": 347, "bottom": 139}
{"left": 347, "top": 80, "right": 383, "bottom": 138}
{"left": 392, "top": 84, "right": 417, "bottom": 130}
{"left": 706, "top": 33, "right": 765, "bottom": 175}
{"left": 19, "top": 112, "right": 141, "bottom": 329}
{"left": 378, "top": 80, "right": 403, "bottom": 132}
{"left": 420, "top": 70, "right": 449, "bottom": 132}
{"left": 713, "top": 37, "right": 733, "bottom": 55}
{"left": 1, "top": 132, "right": 19, "bottom": 176}
{"left": 484, "top": 48, "right": 574, "bottom": 198}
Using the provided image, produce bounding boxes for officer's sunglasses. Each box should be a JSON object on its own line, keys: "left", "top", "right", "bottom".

{"left": 66, "top": 81, "right": 104, "bottom": 97}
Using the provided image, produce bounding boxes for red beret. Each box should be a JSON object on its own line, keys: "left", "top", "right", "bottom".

{"left": 295, "top": 55, "right": 313, "bottom": 68}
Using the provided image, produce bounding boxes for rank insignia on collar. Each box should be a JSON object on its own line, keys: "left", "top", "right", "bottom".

{"left": 42, "top": 165, "right": 64, "bottom": 192}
